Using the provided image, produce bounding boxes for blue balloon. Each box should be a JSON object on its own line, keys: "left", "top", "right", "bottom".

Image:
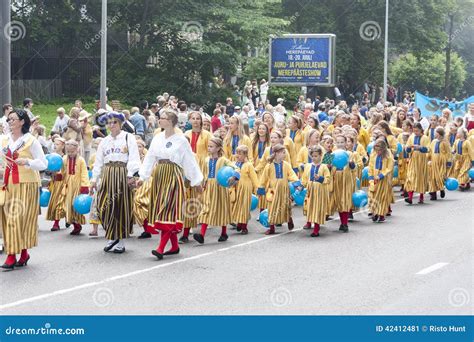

{"left": 217, "top": 166, "right": 235, "bottom": 187}
{"left": 259, "top": 209, "right": 269, "bottom": 228}
{"left": 445, "top": 177, "right": 459, "bottom": 191}
{"left": 393, "top": 165, "right": 399, "bottom": 178}
{"left": 361, "top": 166, "right": 369, "bottom": 181}
{"left": 367, "top": 142, "right": 374, "bottom": 155}
{"left": 46, "top": 153, "right": 63, "bottom": 172}
{"left": 248, "top": 117, "right": 255, "bottom": 129}
{"left": 250, "top": 194, "right": 258, "bottom": 211}
{"left": 469, "top": 168, "right": 474, "bottom": 179}
{"left": 288, "top": 182, "right": 296, "bottom": 195}
{"left": 40, "top": 189, "right": 51, "bottom": 207}
{"left": 352, "top": 190, "right": 368, "bottom": 208}
{"left": 88, "top": 170, "right": 93, "bottom": 179}
{"left": 332, "top": 150, "right": 349, "bottom": 170}
{"left": 293, "top": 188, "right": 307, "bottom": 206}
{"left": 73, "top": 194, "right": 92, "bottom": 215}
{"left": 396, "top": 142, "right": 403, "bottom": 155}
{"left": 356, "top": 177, "right": 361, "bottom": 189}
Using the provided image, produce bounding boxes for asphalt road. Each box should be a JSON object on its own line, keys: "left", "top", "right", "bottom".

{"left": 0, "top": 189, "right": 472, "bottom": 315}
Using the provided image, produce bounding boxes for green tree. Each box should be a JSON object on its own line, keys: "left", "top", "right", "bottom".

{"left": 390, "top": 52, "right": 466, "bottom": 97}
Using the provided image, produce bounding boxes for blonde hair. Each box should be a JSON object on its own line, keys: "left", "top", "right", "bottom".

{"left": 267, "top": 143, "right": 285, "bottom": 163}
{"left": 309, "top": 145, "right": 323, "bottom": 157}
{"left": 236, "top": 145, "right": 249, "bottom": 156}
{"left": 224, "top": 116, "right": 246, "bottom": 146}
{"left": 209, "top": 137, "right": 224, "bottom": 156}
{"left": 305, "top": 129, "right": 320, "bottom": 146}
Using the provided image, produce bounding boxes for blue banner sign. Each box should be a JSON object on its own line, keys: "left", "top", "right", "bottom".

{"left": 415, "top": 91, "right": 474, "bottom": 117}
{"left": 269, "top": 34, "right": 336, "bottom": 86}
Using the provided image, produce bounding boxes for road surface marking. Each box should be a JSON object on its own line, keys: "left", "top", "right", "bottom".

{"left": 416, "top": 262, "right": 449, "bottom": 275}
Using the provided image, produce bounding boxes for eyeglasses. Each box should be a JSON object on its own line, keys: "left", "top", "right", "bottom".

{"left": 107, "top": 120, "right": 119, "bottom": 125}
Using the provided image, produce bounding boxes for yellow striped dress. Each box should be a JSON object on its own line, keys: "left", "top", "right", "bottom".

{"left": 183, "top": 156, "right": 205, "bottom": 229}
{"left": 1, "top": 134, "right": 47, "bottom": 255}
{"left": 283, "top": 136, "right": 298, "bottom": 170}
{"left": 224, "top": 134, "right": 253, "bottom": 163}
{"left": 287, "top": 129, "right": 305, "bottom": 158}
{"left": 452, "top": 139, "right": 473, "bottom": 185}
{"left": 230, "top": 161, "right": 259, "bottom": 224}
{"left": 46, "top": 168, "right": 65, "bottom": 222}
{"left": 396, "top": 134, "right": 409, "bottom": 187}
{"left": 301, "top": 163, "right": 330, "bottom": 225}
{"left": 258, "top": 160, "right": 299, "bottom": 225}
{"left": 368, "top": 152, "right": 394, "bottom": 216}
{"left": 62, "top": 156, "right": 90, "bottom": 225}
{"left": 446, "top": 133, "right": 457, "bottom": 178}
{"left": 428, "top": 139, "right": 451, "bottom": 192}
{"left": 198, "top": 157, "right": 236, "bottom": 227}
{"left": 405, "top": 134, "right": 430, "bottom": 194}
{"left": 329, "top": 150, "right": 357, "bottom": 214}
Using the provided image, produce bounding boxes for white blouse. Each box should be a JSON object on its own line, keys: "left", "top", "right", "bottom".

{"left": 4, "top": 133, "right": 47, "bottom": 171}
{"left": 92, "top": 131, "right": 141, "bottom": 181}
{"left": 139, "top": 132, "right": 203, "bottom": 187}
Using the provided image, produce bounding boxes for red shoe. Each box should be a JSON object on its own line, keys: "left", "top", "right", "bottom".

{"left": 265, "top": 225, "right": 275, "bottom": 235}
{"left": 288, "top": 219, "right": 294, "bottom": 231}
{"left": 70, "top": 223, "right": 82, "bottom": 235}
{"left": 1, "top": 254, "right": 16, "bottom": 270}
{"left": 51, "top": 221, "right": 60, "bottom": 231}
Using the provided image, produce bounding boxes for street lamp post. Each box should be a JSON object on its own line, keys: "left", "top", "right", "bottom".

{"left": 383, "top": 0, "right": 389, "bottom": 103}
{"left": 0, "top": 0, "right": 12, "bottom": 104}
{"left": 100, "top": 0, "right": 107, "bottom": 110}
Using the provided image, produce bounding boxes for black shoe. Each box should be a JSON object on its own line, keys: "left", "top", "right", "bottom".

{"left": 14, "top": 255, "right": 30, "bottom": 267}
{"left": 112, "top": 246, "right": 125, "bottom": 254}
{"left": 236, "top": 227, "right": 242, "bottom": 232}
{"left": 276, "top": 224, "right": 283, "bottom": 227}
{"left": 440, "top": 190, "right": 445, "bottom": 198}
{"left": 372, "top": 215, "right": 378, "bottom": 222}
{"left": 339, "top": 224, "right": 349, "bottom": 233}
{"left": 404, "top": 198, "right": 413, "bottom": 204}
{"left": 310, "top": 232, "right": 320, "bottom": 237}
{"left": 193, "top": 233, "right": 204, "bottom": 244}
{"left": 104, "top": 239, "right": 119, "bottom": 252}
{"left": 429, "top": 192, "right": 437, "bottom": 201}
{"left": 163, "top": 248, "right": 180, "bottom": 256}
{"left": 179, "top": 236, "right": 189, "bottom": 244}
{"left": 218, "top": 234, "right": 228, "bottom": 242}
{"left": 378, "top": 216, "right": 386, "bottom": 223}
{"left": 138, "top": 232, "right": 152, "bottom": 239}
{"left": 348, "top": 212, "right": 354, "bottom": 221}
{"left": 151, "top": 250, "right": 163, "bottom": 260}
{"left": 288, "top": 221, "right": 294, "bottom": 230}
{"left": 368, "top": 212, "right": 373, "bottom": 217}
{"left": 1, "top": 264, "right": 14, "bottom": 270}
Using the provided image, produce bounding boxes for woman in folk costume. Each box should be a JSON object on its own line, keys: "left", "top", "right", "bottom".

{"left": 297, "top": 129, "right": 321, "bottom": 172}
{"left": 425, "top": 115, "right": 439, "bottom": 142}
{"left": 377, "top": 121, "right": 399, "bottom": 157}
{"left": 87, "top": 137, "right": 102, "bottom": 237}
{"left": 287, "top": 115, "right": 305, "bottom": 158}
{"left": 276, "top": 122, "right": 298, "bottom": 173}
{"left": 63, "top": 139, "right": 90, "bottom": 235}
{"left": 330, "top": 135, "right": 357, "bottom": 232}
{"left": 262, "top": 111, "right": 275, "bottom": 133}
{"left": 139, "top": 110, "right": 203, "bottom": 260}
{"left": 223, "top": 115, "right": 253, "bottom": 162}
{"left": 346, "top": 133, "right": 364, "bottom": 219}
{"left": 452, "top": 127, "right": 474, "bottom": 191}
{"left": 257, "top": 144, "right": 301, "bottom": 235}
{"left": 47, "top": 137, "right": 66, "bottom": 231}
{"left": 194, "top": 137, "right": 238, "bottom": 244}
{"left": 185, "top": 111, "right": 213, "bottom": 165}
{"left": 404, "top": 123, "right": 430, "bottom": 204}
{"left": 133, "top": 138, "right": 155, "bottom": 239}
{"left": 0, "top": 109, "right": 47, "bottom": 269}
{"left": 446, "top": 122, "right": 458, "bottom": 179}
{"left": 301, "top": 146, "right": 330, "bottom": 236}
{"left": 427, "top": 127, "right": 451, "bottom": 200}
{"left": 230, "top": 145, "right": 259, "bottom": 235}
{"left": 251, "top": 123, "right": 270, "bottom": 213}
{"left": 368, "top": 139, "right": 394, "bottom": 223}
{"left": 91, "top": 112, "right": 141, "bottom": 254}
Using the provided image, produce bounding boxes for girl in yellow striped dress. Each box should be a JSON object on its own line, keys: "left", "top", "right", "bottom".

{"left": 397, "top": 120, "right": 413, "bottom": 196}
{"left": 194, "top": 137, "right": 239, "bottom": 244}
{"left": 276, "top": 122, "right": 298, "bottom": 172}
{"left": 404, "top": 123, "right": 430, "bottom": 204}
{"left": 223, "top": 116, "right": 253, "bottom": 162}
{"left": 47, "top": 137, "right": 66, "bottom": 231}
{"left": 251, "top": 123, "right": 270, "bottom": 213}
{"left": 230, "top": 145, "right": 259, "bottom": 235}
{"left": 368, "top": 139, "right": 394, "bottom": 222}
{"left": 425, "top": 115, "right": 439, "bottom": 142}
{"left": 185, "top": 111, "right": 213, "bottom": 165}
{"left": 446, "top": 122, "right": 458, "bottom": 178}
{"left": 452, "top": 127, "right": 474, "bottom": 190}
{"left": 301, "top": 146, "right": 330, "bottom": 237}
{"left": 287, "top": 116, "right": 305, "bottom": 158}
{"left": 297, "top": 129, "right": 321, "bottom": 172}
{"left": 428, "top": 127, "right": 451, "bottom": 200}
{"left": 331, "top": 135, "right": 357, "bottom": 232}
{"left": 63, "top": 140, "right": 90, "bottom": 235}
{"left": 257, "top": 144, "right": 300, "bottom": 235}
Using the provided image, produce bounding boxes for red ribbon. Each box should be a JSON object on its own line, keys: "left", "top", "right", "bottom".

{"left": 190, "top": 132, "right": 200, "bottom": 153}
{"left": 3, "top": 149, "right": 19, "bottom": 186}
{"left": 68, "top": 157, "right": 76, "bottom": 175}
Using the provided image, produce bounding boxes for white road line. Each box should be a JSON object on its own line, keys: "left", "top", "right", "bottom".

{"left": 416, "top": 262, "right": 449, "bottom": 275}
{"left": 0, "top": 197, "right": 406, "bottom": 311}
